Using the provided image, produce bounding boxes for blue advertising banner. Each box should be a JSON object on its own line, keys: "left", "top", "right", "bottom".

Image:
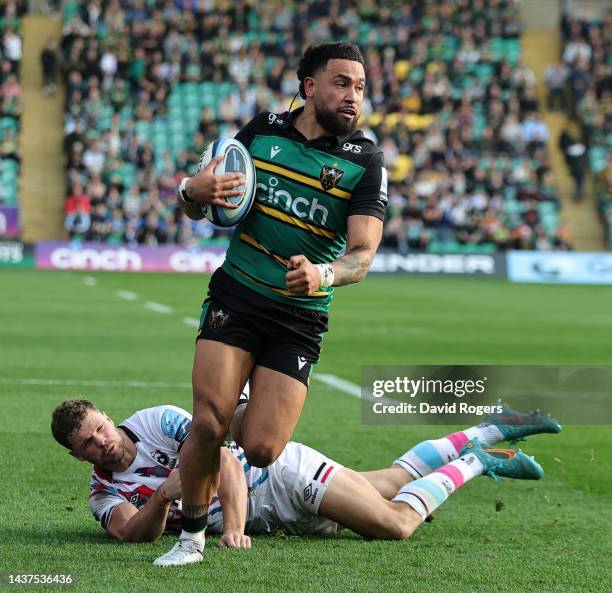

{"left": 508, "top": 251, "right": 612, "bottom": 285}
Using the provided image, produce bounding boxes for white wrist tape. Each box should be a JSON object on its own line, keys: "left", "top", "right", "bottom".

{"left": 315, "top": 263, "right": 335, "bottom": 288}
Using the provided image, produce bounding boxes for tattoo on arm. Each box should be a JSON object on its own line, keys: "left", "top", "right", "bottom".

{"left": 332, "top": 247, "right": 373, "bottom": 286}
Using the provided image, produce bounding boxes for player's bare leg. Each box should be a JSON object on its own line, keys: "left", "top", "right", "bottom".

{"left": 229, "top": 391, "right": 249, "bottom": 446}
{"left": 154, "top": 340, "right": 253, "bottom": 566}
{"left": 239, "top": 366, "right": 307, "bottom": 467}
{"left": 359, "top": 467, "right": 414, "bottom": 499}
{"left": 322, "top": 441, "right": 544, "bottom": 539}
{"left": 319, "top": 468, "right": 421, "bottom": 539}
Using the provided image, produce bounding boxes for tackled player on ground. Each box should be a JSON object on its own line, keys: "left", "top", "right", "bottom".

{"left": 51, "top": 398, "right": 561, "bottom": 558}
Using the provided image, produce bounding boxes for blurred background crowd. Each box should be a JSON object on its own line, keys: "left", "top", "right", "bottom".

{"left": 2, "top": 1, "right": 610, "bottom": 251}
{"left": 0, "top": 0, "right": 26, "bottom": 206}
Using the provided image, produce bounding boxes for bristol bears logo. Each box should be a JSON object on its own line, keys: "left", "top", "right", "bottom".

{"left": 320, "top": 165, "right": 344, "bottom": 191}
{"left": 208, "top": 308, "right": 230, "bottom": 330}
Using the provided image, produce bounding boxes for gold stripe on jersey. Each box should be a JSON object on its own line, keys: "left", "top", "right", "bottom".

{"left": 253, "top": 158, "right": 352, "bottom": 201}
{"left": 253, "top": 203, "right": 336, "bottom": 239}
{"left": 231, "top": 263, "right": 330, "bottom": 298}
{"left": 239, "top": 232, "right": 289, "bottom": 267}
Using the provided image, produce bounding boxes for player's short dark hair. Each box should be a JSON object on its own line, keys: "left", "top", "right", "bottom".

{"left": 297, "top": 42, "right": 365, "bottom": 99}
{"left": 51, "top": 399, "right": 98, "bottom": 449}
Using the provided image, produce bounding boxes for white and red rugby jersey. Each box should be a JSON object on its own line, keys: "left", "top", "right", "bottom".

{"left": 89, "top": 405, "right": 220, "bottom": 533}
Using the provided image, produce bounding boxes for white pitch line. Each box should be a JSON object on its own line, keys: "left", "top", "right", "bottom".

{"left": 115, "top": 289, "right": 138, "bottom": 301}
{"left": 144, "top": 301, "right": 174, "bottom": 314}
{"left": 4, "top": 374, "right": 399, "bottom": 403}
{"left": 83, "top": 276, "right": 97, "bottom": 286}
{"left": 0, "top": 378, "right": 191, "bottom": 389}
{"left": 312, "top": 373, "right": 397, "bottom": 404}
{"left": 312, "top": 374, "right": 361, "bottom": 398}
{"left": 182, "top": 317, "right": 200, "bottom": 328}
{"left": 4, "top": 375, "right": 358, "bottom": 395}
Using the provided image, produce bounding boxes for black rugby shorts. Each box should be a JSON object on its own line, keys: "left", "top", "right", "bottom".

{"left": 197, "top": 269, "right": 328, "bottom": 386}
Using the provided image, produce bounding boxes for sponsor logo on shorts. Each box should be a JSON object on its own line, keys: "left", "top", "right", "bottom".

{"left": 208, "top": 308, "right": 230, "bottom": 330}
{"left": 319, "top": 165, "right": 344, "bottom": 190}
{"left": 297, "top": 356, "right": 308, "bottom": 371}
{"left": 303, "top": 483, "right": 320, "bottom": 506}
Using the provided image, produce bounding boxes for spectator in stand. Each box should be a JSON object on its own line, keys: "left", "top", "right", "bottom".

{"left": 2, "top": 24, "right": 21, "bottom": 75}
{"left": 41, "top": 37, "right": 59, "bottom": 95}
{"left": 544, "top": 62, "right": 569, "bottom": 112}
{"left": 0, "top": 128, "right": 20, "bottom": 162}
{"left": 0, "top": 73, "right": 22, "bottom": 118}
{"left": 65, "top": 181, "right": 92, "bottom": 239}
{"left": 559, "top": 128, "right": 588, "bottom": 202}
{"left": 522, "top": 112, "right": 549, "bottom": 154}
{"left": 568, "top": 56, "right": 593, "bottom": 114}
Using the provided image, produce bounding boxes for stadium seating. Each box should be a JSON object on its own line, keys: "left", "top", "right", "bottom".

{"left": 560, "top": 7, "right": 611, "bottom": 245}
{"left": 59, "top": 0, "right": 570, "bottom": 251}
{"left": 0, "top": 1, "right": 25, "bottom": 207}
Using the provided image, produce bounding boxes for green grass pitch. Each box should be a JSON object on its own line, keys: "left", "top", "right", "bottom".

{"left": 1, "top": 269, "right": 610, "bottom": 593}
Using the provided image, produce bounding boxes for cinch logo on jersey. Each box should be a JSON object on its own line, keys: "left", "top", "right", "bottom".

{"left": 256, "top": 176, "right": 329, "bottom": 226}
{"left": 222, "top": 111, "right": 385, "bottom": 312}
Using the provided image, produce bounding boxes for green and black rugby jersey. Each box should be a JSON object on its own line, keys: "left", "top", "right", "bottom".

{"left": 218, "top": 108, "right": 387, "bottom": 312}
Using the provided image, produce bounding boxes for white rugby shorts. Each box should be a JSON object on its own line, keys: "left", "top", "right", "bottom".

{"left": 246, "top": 441, "right": 344, "bottom": 536}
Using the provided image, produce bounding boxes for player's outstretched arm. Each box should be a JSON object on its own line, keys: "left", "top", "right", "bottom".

{"left": 106, "top": 469, "right": 182, "bottom": 542}
{"left": 285, "top": 215, "right": 383, "bottom": 295}
{"left": 217, "top": 447, "right": 251, "bottom": 549}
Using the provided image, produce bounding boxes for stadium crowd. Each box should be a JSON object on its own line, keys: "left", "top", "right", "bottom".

{"left": 0, "top": 0, "right": 25, "bottom": 208}
{"left": 556, "top": 8, "right": 611, "bottom": 246}
{"left": 59, "top": 0, "right": 572, "bottom": 252}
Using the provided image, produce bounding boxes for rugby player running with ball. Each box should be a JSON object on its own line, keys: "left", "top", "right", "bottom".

{"left": 159, "top": 42, "right": 387, "bottom": 566}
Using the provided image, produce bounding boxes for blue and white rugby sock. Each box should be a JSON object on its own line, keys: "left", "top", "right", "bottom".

{"left": 394, "top": 424, "right": 503, "bottom": 479}
{"left": 393, "top": 453, "right": 485, "bottom": 521}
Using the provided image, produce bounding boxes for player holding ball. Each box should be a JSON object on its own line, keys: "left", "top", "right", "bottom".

{"left": 160, "top": 42, "right": 387, "bottom": 567}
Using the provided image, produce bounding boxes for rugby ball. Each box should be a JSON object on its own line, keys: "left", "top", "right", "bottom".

{"left": 197, "top": 137, "right": 256, "bottom": 227}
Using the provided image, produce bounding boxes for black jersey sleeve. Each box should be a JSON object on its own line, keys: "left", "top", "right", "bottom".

{"left": 234, "top": 111, "right": 269, "bottom": 149}
{"left": 347, "top": 150, "right": 388, "bottom": 221}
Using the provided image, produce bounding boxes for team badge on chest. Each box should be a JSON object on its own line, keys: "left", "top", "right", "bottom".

{"left": 320, "top": 165, "right": 344, "bottom": 190}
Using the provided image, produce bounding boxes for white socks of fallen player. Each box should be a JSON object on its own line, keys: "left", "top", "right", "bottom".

{"left": 392, "top": 453, "right": 485, "bottom": 521}
{"left": 394, "top": 423, "right": 504, "bottom": 479}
